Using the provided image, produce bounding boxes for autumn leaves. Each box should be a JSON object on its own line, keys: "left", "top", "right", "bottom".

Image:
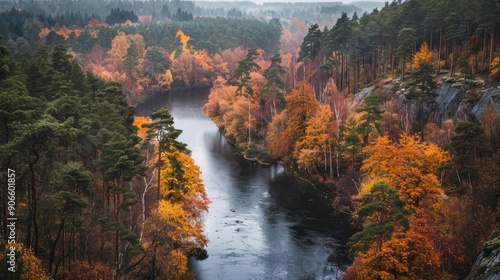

{"left": 134, "top": 109, "right": 209, "bottom": 279}
{"left": 345, "top": 136, "right": 449, "bottom": 279}
{"left": 85, "top": 28, "right": 219, "bottom": 103}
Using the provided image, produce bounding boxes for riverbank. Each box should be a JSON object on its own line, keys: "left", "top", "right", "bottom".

{"left": 135, "top": 88, "right": 352, "bottom": 279}
{"left": 133, "top": 83, "right": 213, "bottom": 106}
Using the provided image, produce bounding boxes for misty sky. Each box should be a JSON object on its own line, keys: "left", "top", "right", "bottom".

{"left": 196, "top": 0, "right": 383, "bottom": 4}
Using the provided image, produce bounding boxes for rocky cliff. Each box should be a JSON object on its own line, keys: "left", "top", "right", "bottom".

{"left": 434, "top": 83, "right": 466, "bottom": 124}
{"left": 349, "top": 77, "right": 500, "bottom": 133}
{"left": 465, "top": 231, "right": 500, "bottom": 280}
{"left": 472, "top": 89, "right": 500, "bottom": 120}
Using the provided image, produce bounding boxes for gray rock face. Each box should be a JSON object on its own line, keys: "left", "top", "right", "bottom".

{"left": 349, "top": 86, "right": 374, "bottom": 110}
{"left": 434, "top": 83, "right": 466, "bottom": 125}
{"left": 350, "top": 83, "right": 500, "bottom": 129}
{"left": 465, "top": 233, "right": 500, "bottom": 280}
{"left": 471, "top": 89, "right": 500, "bottom": 120}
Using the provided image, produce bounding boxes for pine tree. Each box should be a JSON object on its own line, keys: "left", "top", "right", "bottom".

{"left": 355, "top": 93, "right": 385, "bottom": 146}
{"left": 397, "top": 28, "right": 416, "bottom": 81}
{"left": 298, "top": 24, "right": 322, "bottom": 62}
{"left": 407, "top": 61, "right": 437, "bottom": 141}
{"left": 142, "top": 109, "right": 186, "bottom": 202}
{"left": 124, "top": 43, "right": 139, "bottom": 79}
{"left": 348, "top": 182, "right": 409, "bottom": 255}
{"left": 262, "top": 54, "right": 285, "bottom": 120}
{"left": 226, "top": 49, "right": 261, "bottom": 147}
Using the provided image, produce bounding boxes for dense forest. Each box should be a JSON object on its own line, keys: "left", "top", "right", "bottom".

{"left": 1, "top": 0, "right": 500, "bottom": 279}
{"left": 0, "top": 39, "right": 210, "bottom": 279}
{"left": 204, "top": 0, "right": 500, "bottom": 278}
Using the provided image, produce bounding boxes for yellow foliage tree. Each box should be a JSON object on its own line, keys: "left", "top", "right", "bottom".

{"left": 128, "top": 33, "right": 146, "bottom": 59}
{"left": 0, "top": 243, "right": 52, "bottom": 280}
{"left": 160, "top": 148, "right": 208, "bottom": 240}
{"left": 144, "top": 145, "right": 209, "bottom": 279}
{"left": 157, "top": 69, "right": 174, "bottom": 91}
{"left": 193, "top": 49, "right": 214, "bottom": 72}
{"left": 412, "top": 42, "right": 433, "bottom": 69}
{"left": 490, "top": 56, "right": 500, "bottom": 78}
{"left": 166, "top": 249, "right": 188, "bottom": 279}
{"left": 107, "top": 30, "right": 131, "bottom": 62}
{"left": 176, "top": 29, "right": 191, "bottom": 53}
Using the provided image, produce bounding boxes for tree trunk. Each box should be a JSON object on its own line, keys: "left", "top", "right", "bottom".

{"left": 140, "top": 172, "right": 154, "bottom": 241}
{"left": 438, "top": 28, "right": 442, "bottom": 73}
{"left": 157, "top": 140, "right": 162, "bottom": 203}
{"left": 341, "top": 53, "right": 345, "bottom": 92}
{"left": 420, "top": 98, "right": 425, "bottom": 142}
{"left": 115, "top": 190, "right": 121, "bottom": 280}
{"left": 49, "top": 219, "right": 65, "bottom": 276}
{"left": 328, "top": 140, "right": 333, "bottom": 179}
{"left": 402, "top": 55, "right": 406, "bottom": 82}
{"left": 248, "top": 97, "right": 252, "bottom": 148}
{"left": 323, "top": 148, "right": 327, "bottom": 178}
{"left": 490, "top": 29, "right": 494, "bottom": 80}
{"left": 482, "top": 26, "right": 487, "bottom": 74}
{"left": 115, "top": 227, "right": 120, "bottom": 280}
{"left": 29, "top": 147, "right": 40, "bottom": 256}
{"left": 62, "top": 229, "right": 66, "bottom": 274}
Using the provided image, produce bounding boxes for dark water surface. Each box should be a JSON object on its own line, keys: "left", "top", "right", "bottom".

{"left": 135, "top": 89, "right": 350, "bottom": 280}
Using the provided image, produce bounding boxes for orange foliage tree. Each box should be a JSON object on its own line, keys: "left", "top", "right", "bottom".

{"left": 170, "top": 52, "right": 194, "bottom": 86}
{"left": 358, "top": 230, "right": 442, "bottom": 280}
{"left": 203, "top": 76, "right": 262, "bottom": 147}
{"left": 221, "top": 96, "right": 258, "bottom": 147}
{"left": 267, "top": 82, "right": 319, "bottom": 163}
{"left": 424, "top": 119, "right": 455, "bottom": 145}
{"left": 345, "top": 134, "right": 451, "bottom": 279}
{"left": 87, "top": 18, "right": 108, "bottom": 27}
{"left": 361, "top": 135, "right": 450, "bottom": 210}
{"left": 294, "top": 105, "right": 337, "bottom": 180}
{"left": 221, "top": 47, "right": 246, "bottom": 75}
{"left": 133, "top": 116, "right": 152, "bottom": 139}
{"left": 202, "top": 76, "right": 237, "bottom": 121}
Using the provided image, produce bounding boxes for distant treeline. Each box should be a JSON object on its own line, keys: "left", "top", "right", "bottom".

{"left": 67, "top": 17, "right": 282, "bottom": 55}
{"left": 296, "top": 0, "right": 500, "bottom": 95}
{"left": 0, "top": 0, "right": 366, "bottom": 30}
{"left": 0, "top": 8, "right": 98, "bottom": 40}
{"left": 0, "top": 0, "right": 195, "bottom": 19}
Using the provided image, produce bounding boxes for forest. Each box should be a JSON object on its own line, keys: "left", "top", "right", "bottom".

{"left": 1, "top": 0, "right": 500, "bottom": 279}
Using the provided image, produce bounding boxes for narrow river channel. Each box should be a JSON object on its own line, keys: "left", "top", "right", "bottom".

{"left": 135, "top": 88, "right": 351, "bottom": 280}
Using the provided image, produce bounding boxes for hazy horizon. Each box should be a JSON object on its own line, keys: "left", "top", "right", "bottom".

{"left": 194, "top": 0, "right": 383, "bottom": 3}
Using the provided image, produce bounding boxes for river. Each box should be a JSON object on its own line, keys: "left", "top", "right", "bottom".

{"left": 135, "top": 88, "right": 351, "bottom": 280}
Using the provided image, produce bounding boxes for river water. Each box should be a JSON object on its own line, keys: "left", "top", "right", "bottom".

{"left": 135, "top": 88, "right": 351, "bottom": 280}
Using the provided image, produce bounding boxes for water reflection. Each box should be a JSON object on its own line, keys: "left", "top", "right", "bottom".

{"left": 135, "top": 89, "right": 350, "bottom": 280}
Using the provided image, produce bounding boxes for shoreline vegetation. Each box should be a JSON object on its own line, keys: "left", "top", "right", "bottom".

{"left": 1, "top": 0, "right": 500, "bottom": 278}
